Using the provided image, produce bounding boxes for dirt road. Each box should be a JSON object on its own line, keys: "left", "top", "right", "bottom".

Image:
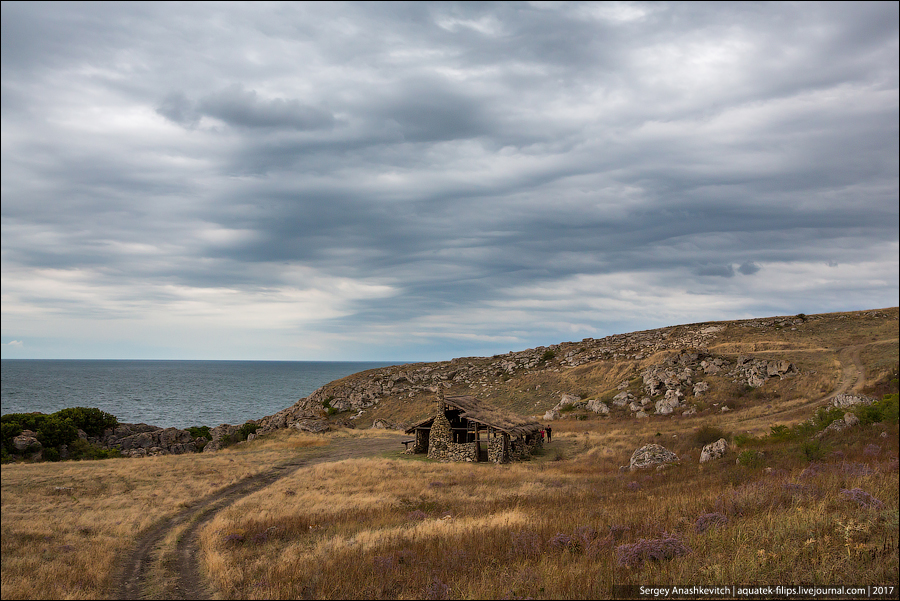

{"left": 113, "top": 435, "right": 403, "bottom": 600}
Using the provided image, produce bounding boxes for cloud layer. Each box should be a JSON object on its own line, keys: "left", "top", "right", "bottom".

{"left": 2, "top": 2, "right": 897, "bottom": 360}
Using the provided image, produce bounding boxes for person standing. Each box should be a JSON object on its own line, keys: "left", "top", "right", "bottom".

{"left": 546, "top": 425, "right": 552, "bottom": 442}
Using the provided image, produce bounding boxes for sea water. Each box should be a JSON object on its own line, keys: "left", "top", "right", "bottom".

{"left": 0, "top": 360, "right": 403, "bottom": 429}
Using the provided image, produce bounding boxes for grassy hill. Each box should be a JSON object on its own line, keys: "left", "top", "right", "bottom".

{"left": 1, "top": 307, "right": 897, "bottom": 599}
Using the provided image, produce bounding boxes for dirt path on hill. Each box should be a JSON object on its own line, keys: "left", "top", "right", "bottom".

{"left": 113, "top": 435, "right": 403, "bottom": 600}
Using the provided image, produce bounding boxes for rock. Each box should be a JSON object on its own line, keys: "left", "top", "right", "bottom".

{"left": 372, "top": 419, "right": 395, "bottom": 429}
{"left": 655, "top": 389, "right": 684, "bottom": 415}
{"left": 720, "top": 406, "right": 731, "bottom": 413}
{"left": 585, "top": 399, "right": 609, "bottom": 414}
{"left": 635, "top": 410, "right": 649, "bottom": 419}
{"left": 700, "top": 438, "right": 728, "bottom": 463}
{"left": 558, "top": 393, "right": 581, "bottom": 408}
{"left": 293, "top": 419, "right": 329, "bottom": 434}
{"left": 682, "top": 407, "right": 697, "bottom": 416}
{"left": 629, "top": 444, "right": 678, "bottom": 470}
{"left": 692, "top": 381, "right": 709, "bottom": 396}
{"left": 12, "top": 430, "right": 42, "bottom": 453}
{"left": 543, "top": 408, "right": 561, "bottom": 421}
{"left": 612, "top": 391, "right": 632, "bottom": 407}
{"left": 832, "top": 394, "right": 875, "bottom": 409}
{"left": 843, "top": 412, "right": 860, "bottom": 427}
{"left": 628, "top": 401, "right": 643, "bottom": 412}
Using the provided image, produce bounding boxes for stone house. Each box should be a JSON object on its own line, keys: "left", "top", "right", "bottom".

{"left": 405, "top": 395, "right": 543, "bottom": 463}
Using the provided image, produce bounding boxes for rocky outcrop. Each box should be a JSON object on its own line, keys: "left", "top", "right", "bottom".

{"left": 101, "top": 424, "right": 203, "bottom": 457}
{"left": 700, "top": 438, "right": 728, "bottom": 463}
{"left": 629, "top": 444, "right": 678, "bottom": 470}
{"left": 734, "top": 356, "right": 797, "bottom": 388}
{"left": 831, "top": 394, "right": 876, "bottom": 409}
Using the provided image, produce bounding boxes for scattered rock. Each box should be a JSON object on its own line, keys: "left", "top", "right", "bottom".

{"left": 543, "top": 408, "right": 561, "bottom": 421}
{"left": 629, "top": 443, "right": 678, "bottom": 470}
{"left": 700, "top": 438, "right": 728, "bottom": 463}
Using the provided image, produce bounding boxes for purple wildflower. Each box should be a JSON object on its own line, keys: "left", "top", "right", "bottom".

{"left": 694, "top": 512, "right": 727, "bottom": 533}
{"left": 616, "top": 533, "right": 692, "bottom": 567}
{"left": 840, "top": 488, "right": 884, "bottom": 509}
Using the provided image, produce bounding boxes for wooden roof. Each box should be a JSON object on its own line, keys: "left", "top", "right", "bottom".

{"left": 405, "top": 395, "right": 541, "bottom": 437}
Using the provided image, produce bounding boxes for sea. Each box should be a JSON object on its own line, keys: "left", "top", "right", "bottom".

{"left": 0, "top": 360, "right": 405, "bottom": 430}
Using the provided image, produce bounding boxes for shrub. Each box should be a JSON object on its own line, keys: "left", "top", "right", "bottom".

{"left": 799, "top": 440, "right": 827, "bottom": 462}
{"left": 36, "top": 416, "right": 78, "bottom": 449}
{"left": 540, "top": 350, "right": 556, "bottom": 362}
{"left": 737, "top": 450, "right": 765, "bottom": 468}
{"left": 238, "top": 422, "right": 259, "bottom": 440}
{"left": 187, "top": 425, "right": 211, "bottom": 440}
{"left": 53, "top": 407, "right": 117, "bottom": 437}
{"left": 694, "top": 424, "right": 729, "bottom": 447}
{"left": 67, "top": 438, "right": 120, "bottom": 460}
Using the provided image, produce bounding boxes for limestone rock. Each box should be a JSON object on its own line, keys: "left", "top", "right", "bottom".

{"left": 558, "top": 393, "right": 581, "bottom": 408}
{"left": 832, "top": 394, "right": 875, "bottom": 409}
{"left": 700, "top": 438, "right": 728, "bottom": 463}
{"left": 629, "top": 444, "right": 678, "bottom": 470}
{"left": 543, "top": 408, "right": 561, "bottom": 421}
{"left": 692, "top": 381, "right": 709, "bottom": 397}
{"left": 12, "top": 430, "right": 41, "bottom": 453}
{"left": 612, "top": 391, "right": 633, "bottom": 407}
{"left": 585, "top": 399, "right": 609, "bottom": 414}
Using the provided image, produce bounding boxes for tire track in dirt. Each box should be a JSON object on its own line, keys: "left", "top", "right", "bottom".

{"left": 114, "top": 435, "right": 403, "bottom": 600}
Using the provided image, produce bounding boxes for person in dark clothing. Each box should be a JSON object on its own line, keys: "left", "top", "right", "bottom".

{"left": 546, "top": 425, "right": 552, "bottom": 442}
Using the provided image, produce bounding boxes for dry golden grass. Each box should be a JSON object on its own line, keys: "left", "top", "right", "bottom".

{"left": 197, "top": 419, "right": 898, "bottom": 599}
{"left": 0, "top": 430, "right": 328, "bottom": 600}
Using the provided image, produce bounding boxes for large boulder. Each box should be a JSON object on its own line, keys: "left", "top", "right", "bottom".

{"left": 12, "top": 430, "right": 41, "bottom": 453}
{"left": 543, "top": 408, "right": 561, "bottom": 421}
{"left": 586, "top": 399, "right": 609, "bottom": 414}
{"left": 700, "top": 438, "right": 728, "bottom": 463}
{"left": 629, "top": 444, "right": 678, "bottom": 470}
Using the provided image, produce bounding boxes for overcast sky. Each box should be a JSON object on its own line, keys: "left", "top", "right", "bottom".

{"left": 2, "top": 2, "right": 897, "bottom": 361}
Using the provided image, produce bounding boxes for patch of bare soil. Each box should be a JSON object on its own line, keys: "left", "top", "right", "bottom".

{"left": 113, "top": 436, "right": 402, "bottom": 600}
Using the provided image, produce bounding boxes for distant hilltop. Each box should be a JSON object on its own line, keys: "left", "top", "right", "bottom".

{"left": 253, "top": 307, "right": 897, "bottom": 435}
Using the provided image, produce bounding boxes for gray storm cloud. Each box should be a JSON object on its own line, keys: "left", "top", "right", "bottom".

{"left": 1, "top": 1, "right": 897, "bottom": 360}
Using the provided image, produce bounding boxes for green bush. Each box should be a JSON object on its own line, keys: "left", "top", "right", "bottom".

{"left": 187, "top": 425, "right": 211, "bottom": 440}
{"left": 800, "top": 440, "right": 828, "bottom": 462}
{"left": 737, "top": 450, "right": 765, "bottom": 468}
{"left": 854, "top": 394, "right": 899, "bottom": 425}
{"left": 67, "top": 438, "right": 120, "bottom": 460}
{"left": 238, "top": 422, "right": 258, "bottom": 440}
{"left": 36, "top": 416, "right": 78, "bottom": 448}
{"left": 53, "top": 407, "right": 117, "bottom": 437}
{"left": 541, "top": 350, "right": 556, "bottom": 362}
{"left": 694, "top": 424, "right": 729, "bottom": 447}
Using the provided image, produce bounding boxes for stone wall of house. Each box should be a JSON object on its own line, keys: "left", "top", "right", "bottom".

{"left": 427, "top": 411, "right": 452, "bottom": 460}
{"left": 510, "top": 434, "right": 542, "bottom": 461}
{"left": 426, "top": 411, "right": 477, "bottom": 462}
{"left": 488, "top": 434, "right": 510, "bottom": 464}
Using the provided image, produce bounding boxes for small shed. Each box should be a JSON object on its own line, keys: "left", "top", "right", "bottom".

{"left": 405, "top": 395, "right": 543, "bottom": 463}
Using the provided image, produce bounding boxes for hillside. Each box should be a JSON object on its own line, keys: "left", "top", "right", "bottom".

{"left": 258, "top": 307, "right": 898, "bottom": 436}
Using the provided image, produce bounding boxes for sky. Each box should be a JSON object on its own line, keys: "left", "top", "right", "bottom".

{"left": 1, "top": 2, "right": 898, "bottom": 362}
